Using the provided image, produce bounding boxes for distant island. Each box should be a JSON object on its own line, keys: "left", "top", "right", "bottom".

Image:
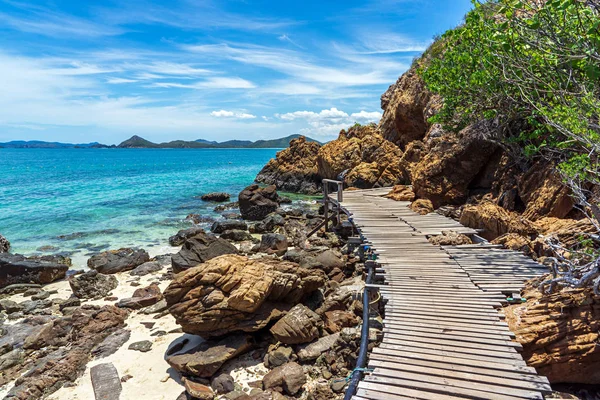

{"left": 0, "top": 134, "right": 321, "bottom": 149}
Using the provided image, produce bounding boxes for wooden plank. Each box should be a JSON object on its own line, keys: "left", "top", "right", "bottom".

{"left": 364, "top": 375, "right": 542, "bottom": 400}
{"left": 383, "top": 318, "right": 513, "bottom": 336}
{"left": 369, "top": 367, "right": 547, "bottom": 399}
{"left": 369, "top": 360, "right": 550, "bottom": 393}
{"left": 369, "top": 352, "right": 542, "bottom": 379}
{"left": 357, "top": 383, "right": 470, "bottom": 400}
{"left": 383, "top": 330, "right": 522, "bottom": 351}
{"left": 382, "top": 333, "right": 520, "bottom": 354}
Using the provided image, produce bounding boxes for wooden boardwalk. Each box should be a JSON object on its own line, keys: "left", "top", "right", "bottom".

{"left": 339, "top": 188, "right": 551, "bottom": 400}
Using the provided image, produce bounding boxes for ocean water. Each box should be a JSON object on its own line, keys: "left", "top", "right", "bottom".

{"left": 0, "top": 148, "right": 287, "bottom": 268}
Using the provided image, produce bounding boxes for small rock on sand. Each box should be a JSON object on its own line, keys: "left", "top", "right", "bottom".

{"left": 128, "top": 340, "right": 153, "bottom": 353}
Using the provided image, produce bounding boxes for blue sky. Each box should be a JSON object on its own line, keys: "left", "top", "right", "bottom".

{"left": 0, "top": 0, "right": 472, "bottom": 144}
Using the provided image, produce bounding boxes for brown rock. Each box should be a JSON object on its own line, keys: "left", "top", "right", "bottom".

{"left": 378, "top": 68, "right": 437, "bottom": 149}
{"left": 519, "top": 162, "right": 574, "bottom": 220}
{"left": 459, "top": 201, "right": 537, "bottom": 240}
{"left": 297, "top": 333, "right": 341, "bottom": 362}
{"left": 428, "top": 231, "right": 473, "bottom": 246}
{"left": 167, "top": 334, "right": 252, "bottom": 378}
{"left": 270, "top": 304, "right": 322, "bottom": 345}
{"left": 323, "top": 310, "right": 359, "bottom": 333}
{"left": 411, "top": 122, "right": 499, "bottom": 208}
{"left": 385, "top": 185, "right": 415, "bottom": 202}
{"left": 117, "top": 283, "right": 162, "bottom": 310}
{"left": 255, "top": 136, "right": 322, "bottom": 194}
{"left": 262, "top": 362, "right": 306, "bottom": 395}
{"left": 183, "top": 378, "right": 214, "bottom": 400}
{"left": 6, "top": 306, "right": 128, "bottom": 399}
{"left": 505, "top": 277, "right": 600, "bottom": 384}
{"left": 0, "top": 254, "right": 68, "bottom": 289}
{"left": 491, "top": 233, "right": 536, "bottom": 257}
{"left": 164, "top": 255, "right": 326, "bottom": 337}
{"left": 410, "top": 199, "right": 434, "bottom": 215}
{"left": 534, "top": 217, "right": 597, "bottom": 249}
{"left": 317, "top": 125, "right": 403, "bottom": 189}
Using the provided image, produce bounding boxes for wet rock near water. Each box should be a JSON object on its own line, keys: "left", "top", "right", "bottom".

{"left": 164, "top": 254, "right": 326, "bottom": 337}
{"left": 0, "top": 253, "right": 68, "bottom": 289}
{"left": 171, "top": 232, "right": 238, "bottom": 274}
{"left": 238, "top": 184, "right": 280, "bottom": 221}
{"left": 87, "top": 248, "right": 150, "bottom": 274}
{"left": 201, "top": 192, "right": 231, "bottom": 202}
{"left": 258, "top": 233, "right": 288, "bottom": 256}
{"left": 249, "top": 214, "right": 285, "bottom": 234}
{"left": 169, "top": 227, "right": 206, "bottom": 246}
{"left": 69, "top": 270, "right": 118, "bottom": 299}
{"left": 0, "top": 234, "right": 10, "bottom": 253}
{"left": 214, "top": 201, "right": 239, "bottom": 212}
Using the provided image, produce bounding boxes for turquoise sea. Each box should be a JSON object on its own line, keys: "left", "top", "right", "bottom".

{"left": 0, "top": 148, "right": 282, "bottom": 268}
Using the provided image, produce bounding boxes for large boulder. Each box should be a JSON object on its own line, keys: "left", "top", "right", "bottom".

{"left": 411, "top": 122, "right": 499, "bottom": 208}
{"left": 255, "top": 136, "right": 322, "bottom": 194}
{"left": 0, "top": 234, "right": 10, "bottom": 253}
{"left": 167, "top": 334, "right": 252, "bottom": 378}
{"left": 385, "top": 185, "right": 415, "bottom": 202}
{"left": 169, "top": 227, "right": 206, "bottom": 246}
{"left": 378, "top": 68, "right": 437, "bottom": 149}
{"left": 505, "top": 277, "right": 600, "bottom": 384}
{"left": 87, "top": 248, "right": 149, "bottom": 274}
{"left": 249, "top": 214, "right": 285, "bottom": 234}
{"left": 317, "top": 125, "right": 403, "bottom": 189}
{"left": 0, "top": 254, "right": 68, "bottom": 289}
{"left": 459, "top": 201, "right": 537, "bottom": 240}
{"left": 171, "top": 232, "right": 238, "bottom": 274}
{"left": 259, "top": 233, "right": 288, "bottom": 256}
{"left": 69, "top": 270, "right": 118, "bottom": 299}
{"left": 270, "top": 304, "right": 322, "bottom": 345}
{"left": 518, "top": 161, "right": 574, "bottom": 220}
{"left": 238, "top": 184, "right": 280, "bottom": 221}
{"left": 164, "top": 255, "right": 326, "bottom": 337}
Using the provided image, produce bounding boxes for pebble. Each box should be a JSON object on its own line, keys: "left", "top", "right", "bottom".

{"left": 121, "top": 374, "right": 133, "bottom": 382}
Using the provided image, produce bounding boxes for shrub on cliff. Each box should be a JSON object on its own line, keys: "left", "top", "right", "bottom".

{"left": 421, "top": 0, "right": 600, "bottom": 291}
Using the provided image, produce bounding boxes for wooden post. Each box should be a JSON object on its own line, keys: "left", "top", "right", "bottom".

{"left": 323, "top": 183, "right": 329, "bottom": 232}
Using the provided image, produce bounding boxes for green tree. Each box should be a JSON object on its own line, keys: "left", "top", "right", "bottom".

{"left": 421, "top": 0, "right": 600, "bottom": 292}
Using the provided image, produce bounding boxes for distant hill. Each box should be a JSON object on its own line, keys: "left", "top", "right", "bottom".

{"left": 0, "top": 140, "right": 110, "bottom": 149}
{"left": 0, "top": 134, "right": 322, "bottom": 149}
{"left": 116, "top": 134, "right": 321, "bottom": 149}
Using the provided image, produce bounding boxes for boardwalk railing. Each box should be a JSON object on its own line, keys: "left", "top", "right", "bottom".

{"left": 308, "top": 179, "right": 349, "bottom": 236}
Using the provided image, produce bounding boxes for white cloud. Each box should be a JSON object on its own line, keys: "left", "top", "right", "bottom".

{"left": 211, "top": 110, "right": 256, "bottom": 119}
{"left": 151, "top": 77, "right": 256, "bottom": 89}
{"left": 276, "top": 107, "right": 382, "bottom": 138}
{"left": 351, "top": 110, "right": 383, "bottom": 121}
{"left": 107, "top": 77, "right": 138, "bottom": 84}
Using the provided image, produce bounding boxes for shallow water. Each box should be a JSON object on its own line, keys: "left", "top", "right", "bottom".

{"left": 0, "top": 148, "right": 284, "bottom": 268}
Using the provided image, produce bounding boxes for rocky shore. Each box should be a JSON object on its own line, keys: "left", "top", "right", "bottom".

{"left": 0, "top": 184, "right": 380, "bottom": 400}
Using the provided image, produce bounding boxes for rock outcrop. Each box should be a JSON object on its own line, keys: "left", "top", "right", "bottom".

{"left": 519, "top": 162, "right": 574, "bottom": 220}
{"left": 238, "top": 184, "right": 280, "bottom": 221}
{"left": 164, "top": 255, "right": 326, "bottom": 337}
{"left": 317, "top": 125, "right": 403, "bottom": 189}
{"left": 0, "top": 254, "right": 68, "bottom": 288}
{"left": 256, "top": 136, "right": 322, "bottom": 194}
{"left": 505, "top": 277, "right": 600, "bottom": 384}
{"left": 378, "top": 68, "right": 437, "bottom": 149}
{"left": 411, "top": 122, "right": 499, "bottom": 207}
{"left": 87, "top": 248, "right": 150, "bottom": 274}
{"left": 171, "top": 232, "right": 238, "bottom": 274}
{"left": 385, "top": 185, "right": 415, "bottom": 202}
{"left": 460, "top": 201, "right": 537, "bottom": 240}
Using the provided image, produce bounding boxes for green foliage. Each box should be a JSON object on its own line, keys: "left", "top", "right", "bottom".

{"left": 420, "top": 0, "right": 600, "bottom": 188}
